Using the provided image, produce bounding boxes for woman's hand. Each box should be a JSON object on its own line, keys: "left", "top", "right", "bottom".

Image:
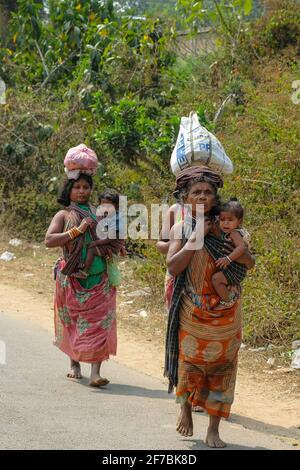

{"left": 78, "top": 217, "right": 95, "bottom": 233}
{"left": 188, "top": 216, "right": 211, "bottom": 245}
{"left": 204, "top": 216, "right": 212, "bottom": 236}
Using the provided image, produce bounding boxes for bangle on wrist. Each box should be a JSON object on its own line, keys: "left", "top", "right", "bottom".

{"left": 225, "top": 255, "right": 232, "bottom": 263}
{"left": 67, "top": 227, "right": 83, "bottom": 240}
{"left": 67, "top": 229, "right": 74, "bottom": 240}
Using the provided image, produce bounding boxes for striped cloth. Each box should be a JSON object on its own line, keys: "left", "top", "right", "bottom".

{"left": 164, "top": 224, "right": 189, "bottom": 392}
{"left": 164, "top": 269, "right": 187, "bottom": 392}
{"left": 204, "top": 233, "right": 247, "bottom": 285}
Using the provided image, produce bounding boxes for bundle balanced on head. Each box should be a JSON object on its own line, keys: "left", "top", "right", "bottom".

{"left": 161, "top": 112, "right": 255, "bottom": 448}
{"left": 45, "top": 144, "right": 125, "bottom": 388}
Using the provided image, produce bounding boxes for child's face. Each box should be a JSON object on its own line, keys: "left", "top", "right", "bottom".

{"left": 219, "top": 211, "right": 242, "bottom": 233}
{"left": 97, "top": 198, "right": 117, "bottom": 217}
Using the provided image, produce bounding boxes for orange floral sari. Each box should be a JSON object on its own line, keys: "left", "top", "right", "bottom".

{"left": 176, "top": 248, "right": 242, "bottom": 418}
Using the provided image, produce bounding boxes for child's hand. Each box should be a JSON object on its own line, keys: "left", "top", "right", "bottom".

{"left": 119, "top": 246, "right": 127, "bottom": 257}
{"left": 215, "top": 256, "right": 231, "bottom": 269}
{"left": 203, "top": 216, "right": 212, "bottom": 236}
{"left": 104, "top": 248, "right": 113, "bottom": 261}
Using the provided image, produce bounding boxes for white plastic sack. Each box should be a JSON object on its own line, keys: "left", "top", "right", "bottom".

{"left": 291, "top": 350, "right": 300, "bottom": 369}
{"left": 171, "top": 112, "right": 233, "bottom": 175}
{"left": 0, "top": 251, "right": 16, "bottom": 261}
{"left": 9, "top": 238, "right": 22, "bottom": 247}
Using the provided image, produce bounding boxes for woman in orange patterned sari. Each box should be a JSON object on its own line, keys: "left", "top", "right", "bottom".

{"left": 166, "top": 167, "right": 255, "bottom": 448}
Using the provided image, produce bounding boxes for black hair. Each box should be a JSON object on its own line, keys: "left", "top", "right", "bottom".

{"left": 99, "top": 189, "right": 120, "bottom": 208}
{"left": 220, "top": 197, "right": 244, "bottom": 219}
{"left": 57, "top": 174, "right": 93, "bottom": 207}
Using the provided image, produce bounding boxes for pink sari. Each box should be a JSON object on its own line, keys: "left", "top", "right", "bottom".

{"left": 54, "top": 258, "right": 117, "bottom": 363}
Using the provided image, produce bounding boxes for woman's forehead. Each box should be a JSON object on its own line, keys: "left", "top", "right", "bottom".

{"left": 189, "top": 181, "right": 215, "bottom": 192}
{"left": 73, "top": 178, "right": 91, "bottom": 186}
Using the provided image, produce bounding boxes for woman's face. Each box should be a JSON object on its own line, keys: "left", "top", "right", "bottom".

{"left": 184, "top": 181, "right": 216, "bottom": 215}
{"left": 70, "top": 178, "right": 92, "bottom": 204}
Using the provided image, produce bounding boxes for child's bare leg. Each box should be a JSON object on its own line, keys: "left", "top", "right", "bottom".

{"left": 84, "top": 246, "right": 98, "bottom": 272}
{"left": 73, "top": 247, "right": 97, "bottom": 279}
{"left": 212, "top": 272, "right": 239, "bottom": 310}
{"left": 212, "top": 271, "right": 231, "bottom": 301}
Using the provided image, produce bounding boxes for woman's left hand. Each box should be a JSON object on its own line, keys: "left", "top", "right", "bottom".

{"left": 203, "top": 216, "right": 212, "bottom": 236}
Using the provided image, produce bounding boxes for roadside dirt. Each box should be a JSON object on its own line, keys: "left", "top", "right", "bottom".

{"left": 0, "top": 237, "right": 299, "bottom": 446}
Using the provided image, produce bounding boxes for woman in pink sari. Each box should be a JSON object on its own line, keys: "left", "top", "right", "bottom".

{"left": 45, "top": 170, "right": 123, "bottom": 387}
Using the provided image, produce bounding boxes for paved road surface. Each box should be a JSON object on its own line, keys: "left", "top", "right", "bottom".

{"left": 0, "top": 312, "right": 296, "bottom": 450}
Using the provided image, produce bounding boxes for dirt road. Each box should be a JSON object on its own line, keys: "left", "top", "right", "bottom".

{"left": 0, "top": 281, "right": 299, "bottom": 449}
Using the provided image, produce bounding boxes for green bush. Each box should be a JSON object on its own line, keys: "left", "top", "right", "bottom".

{"left": 251, "top": 1, "right": 300, "bottom": 54}
{"left": 3, "top": 188, "right": 59, "bottom": 241}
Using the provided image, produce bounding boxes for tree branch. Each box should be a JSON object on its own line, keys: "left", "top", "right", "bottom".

{"left": 39, "top": 52, "right": 77, "bottom": 89}
{"left": 213, "top": 93, "right": 236, "bottom": 125}
{"left": 0, "top": 122, "right": 38, "bottom": 150}
{"left": 35, "top": 40, "right": 49, "bottom": 77}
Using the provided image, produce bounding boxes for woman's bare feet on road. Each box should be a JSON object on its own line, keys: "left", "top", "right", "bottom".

{"left": 176, "top": 402, "right": 193, "bottom": 437}
{"left": 205, "top": 429, "right": 226, "bottom": 448}
{"left": 89, "top": 375, "right": 110, "bottom": 387}
{"left": 67, "top": 360, "right": 82, "bottom": 379}
{"left": 89, "top": 362, "right": 109, "bottom": 387}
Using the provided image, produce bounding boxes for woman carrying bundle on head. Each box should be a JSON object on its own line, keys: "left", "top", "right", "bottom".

{"left": 164, "top": 166, "right": 255, "bottom": 448}
{"left": 45, "top": 144, "right": 124, "bottom": 387}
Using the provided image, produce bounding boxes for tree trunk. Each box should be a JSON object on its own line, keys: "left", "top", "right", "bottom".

{"left": 3, "top": 0, "right": 18, "bottom": 12}
{"left": 0, "top": 1, "right": 17, "bottom": 44}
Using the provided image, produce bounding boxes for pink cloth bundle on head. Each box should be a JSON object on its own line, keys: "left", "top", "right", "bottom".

{"left": 64, "top": 143, "right": 99, "bottom": 179}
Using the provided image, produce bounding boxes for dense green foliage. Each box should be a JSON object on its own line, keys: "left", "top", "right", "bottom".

{"left": 0, "top": 0, "right": 299, "bottom": 346}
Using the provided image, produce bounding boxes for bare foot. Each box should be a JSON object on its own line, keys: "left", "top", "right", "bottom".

{"left": 205, "top": 429, "right": 226, "bottom": 448}
{"left": 67, "top": 360, "right": 82, "bottom": 379}
{"left": 176, "top": 402, "right": 193, "bottom": 437}
{"left": 192, "top": 405, "right": 204, "bottom": 413}
{"left": 213, "top": 285, "right": 240, "bottom": 311}
{"left": 89, "top": 375, "right": 110, "bottom": 387}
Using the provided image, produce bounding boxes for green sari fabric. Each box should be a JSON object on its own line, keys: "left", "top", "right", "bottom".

{"left": 77, "top": 203, "right": 106, "bottom": 289}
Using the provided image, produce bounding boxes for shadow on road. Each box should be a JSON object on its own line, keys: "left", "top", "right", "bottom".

{"left": 187, "top": 439, "right": 270, "bottom": 450}
{"left": 229, "top": 413, "right": 300, "bottom": 440}
{"left": 74, "top": 378, "right": 170, "bottom": 400}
